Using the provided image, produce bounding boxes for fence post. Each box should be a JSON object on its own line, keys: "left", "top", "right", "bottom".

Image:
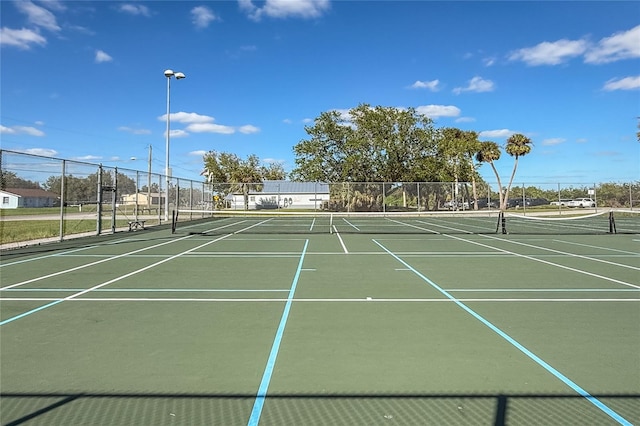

{"left": 111, "top": 168, "right": 117, "bottom": 234}
{"left": 59, "top": 159, "right": 66, "bottom": 242}
{"left": 97, "top": 165, "right": 103, "bottom": 235}
{"left": 135, "top": 171, "right": 139, "bottom": 222}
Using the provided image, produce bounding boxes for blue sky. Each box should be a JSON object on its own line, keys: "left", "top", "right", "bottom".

{"left": 1, "top": 0, "right": 639, "bottom": 186}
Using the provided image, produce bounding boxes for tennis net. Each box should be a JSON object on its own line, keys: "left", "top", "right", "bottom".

{"left": 171, "top": 209, "right": 639, "bottom": 235}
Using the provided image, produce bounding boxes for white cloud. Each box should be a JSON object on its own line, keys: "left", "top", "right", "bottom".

{"left": 40, "top": 1, "right": 67, "bottom": 12}
{"left": 282, "top": 118, "right": 292, "bottom": 124}
{"left": 21, "top": 148, "right": 58, "bottom": 156}
{"left": 542, "top": 137, "right": 566, "bottom": 146}
{"left": 191, "top": 6, "right": 219, "bottom": 28}
{"left": 0, "top": 27, "right": 47, "bottom": 49}
{"left": 162, "top": 112, "right": 216, "bottom": 124}
{"left": 15, "top": 1, "right": 61, "bottom": 32}
{"left": 332, "top": 109, "right": 352, "bottom": 122}
{"left": 453, "top": 76, "right": 495, "bottom": 94}
{"left": 118, "top": 126, "right": 151, "bottom": 135}
{"left": 169, "top": 129, "right": 189, "bottom": 138}
{"left": 455, "top": 117, "right": 476, "bottom": 123}
{"left": 409, "top": 80, "right": 440, "bottom": 91}
{"left": 603, "top": 75, "right": 640, "bottom": 91}
{"left": 483, "top": 57, "right": 496, "bottom": 67}
{"left": 415, "top": 105, "right": 461, "bottom": 118}
{"left": 95, "top": 50, "right": 113, "bottom": 63}
{"left": 75, "top": 155, "right": 102, "bottom": 161}
{"left": 509, "top": 39, "right": 588, "bottom": 66}
{"left": 158, "top": 111, "right": 256, "bottom": 135}
{"left": 189, "top": 150, "right": 208, "bottom": 156}
{"left": 479, "top": 129, "right": 515, "bottom": 139}
{"left": 585, "top": 25, "right": 640, "bottom": 64}
{"left": 238, "top": 125, "right": 260, "bottom": 134}
{"left": 302, "top": 118, "right": 313, "bottom": 124}
{"left": 118, "top": 4, "right": 151, "bottom": 17}
{"left": 576, "top": 138, "right": 588, "bottom": 144}
{"left": 0, "top": 125, "right": 45, "bottom": 136}
{"left": 186, "top": 123, "right": 235, "bottom": 134}
{"left": 240, "top": 0, "right": 330, "bottom": 21}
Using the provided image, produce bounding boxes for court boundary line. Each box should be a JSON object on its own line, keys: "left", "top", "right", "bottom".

{"left": 372, "top": 239, "right": 632, "bottom": 426}
{"left": 442, "top": 234, "right": 639, "bottom": 289}
{"left": 0, "top": 234, "right": 234, "bottom": 326}
{"left": 553, "top": 240, "right": 639, "bottom": 255}
{"left": 248, "top": 239, "right": 309, "bottom": 426}
{"left": 0, "top": 234, "right": 198, "bottom": 290}
{"left": 3, "top": 287, "right": 636, "bottom": 293}
{"left": 481, "top": 235, "right": 640, "bottom": 272}
{"left": 2, "top": 297, "right": 638, "bottom": 303}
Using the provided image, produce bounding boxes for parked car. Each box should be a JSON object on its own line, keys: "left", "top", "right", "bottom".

{"left": 471, "top": 199, "right": 498, "bottom": 209}
{"left": 443, "top": 200, "right": 469, "bottom": 210}
{"left": 568, "top": 198, "right": 596, "bottom": 208}
{"left": 550, "top": 199, "right": 573, "bottom": 206}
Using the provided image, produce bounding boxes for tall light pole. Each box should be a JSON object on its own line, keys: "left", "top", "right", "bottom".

{"left": 164, "top": 69, "right": 186, "bottom": 221}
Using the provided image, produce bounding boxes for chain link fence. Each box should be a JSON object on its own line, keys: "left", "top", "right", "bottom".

{"left": 1, "top": 149, "right": 638, "bottom": 245}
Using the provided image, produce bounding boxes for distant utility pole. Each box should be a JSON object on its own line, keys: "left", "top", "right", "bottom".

{"left": 147, "top": 145, "right": 152, "bottom": 208}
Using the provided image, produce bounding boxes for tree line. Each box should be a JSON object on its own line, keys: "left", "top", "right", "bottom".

{"left": 204, "top": 104, "right": 532, "bottom": 211}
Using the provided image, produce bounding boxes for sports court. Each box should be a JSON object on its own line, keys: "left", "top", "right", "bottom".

{"left": 1, "top": 211, "right": 639, "bottom": 425}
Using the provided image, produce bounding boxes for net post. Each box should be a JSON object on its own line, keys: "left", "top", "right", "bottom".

{"left": 608, "top": 211, "right": 616, "bottom": 234}
{"left": 171, "top": 209, "right": 178, "bottom": 234}
{"left": 495, "top": 211, "right": 507, "bottom": 234}
{"left": 329, "top": 213, "right": 334, "bottom": 234}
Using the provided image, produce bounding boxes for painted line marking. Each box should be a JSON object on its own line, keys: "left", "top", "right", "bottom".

{"left": 442, "top": 234, "right": 639, "bottom": 290}
{"left": 248, "top": 239, "right": 309, "bottom": 426}
{"left": 0, "top": 234, "right": 197, "bottom": 291}
{"left": 0, "top": 234, "right": 234, "bottom": 326}
{"left": 1, "top": 297, "right": 638, "bottom": 303}
{"left": 485, "top": 235, "right": 640, "bottom": 271}
{"left": 372, "top": 239, "right": 632, "bottom": 426}
{"left": 333, "top": 226, "right": 349, "bottom": 254}
{"left": 0, "top": 245, "right": 98, "bottom": 267}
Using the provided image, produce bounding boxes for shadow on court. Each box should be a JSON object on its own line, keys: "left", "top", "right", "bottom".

{"left": 2, "top": 391, "right": 638, "bottom": 425}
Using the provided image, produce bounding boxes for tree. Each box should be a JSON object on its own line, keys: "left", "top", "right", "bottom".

{"left": 291, "top": 104, "right": 442, "bottom": 210}
{"left": 476, "top": 134, "right": 533, "bottom": 211}
{"left": 438, "top": 128, "right": 482, "bottom": 209}
{"left": 291, "top": 104, "right": 438, "bottom": 183}
{"left": 475, "top": 141, "right": 506, "bottom": 209}
{"left": 202, "top": 151, "right": 264, "bottom": 210}
{"left": 261, "top": 162, "right": 287, "bottom": 180}
{"left": 503, "top": 133, "right": 533, "bottom": 209}
{"left": 0, "top": 171, "right": 41, "bottom": 190}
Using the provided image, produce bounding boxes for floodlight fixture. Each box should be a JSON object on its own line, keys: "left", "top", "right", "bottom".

{"left": 164, "top": 69, "right": 186, "bottom": 221}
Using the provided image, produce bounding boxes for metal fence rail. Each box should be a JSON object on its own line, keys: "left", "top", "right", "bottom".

{"left": 1, "top": 149, "right": 638, "bottom": 245}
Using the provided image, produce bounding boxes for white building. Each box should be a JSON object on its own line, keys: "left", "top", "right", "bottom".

{"left": 227, "top": 180, "right": 330, "bottom": 210}
{"left": 1, "top": 188, "right": 59, "bottom": 209}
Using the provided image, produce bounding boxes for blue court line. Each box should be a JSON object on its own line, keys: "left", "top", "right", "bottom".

{"left": 0, "top": 300, "right": 64, "bottom": 326}
{"left": 372, "top": 239, "right": 632, "bottom": 426}
{"left": 247, "top": 239, "right": 309, "bottom": 426}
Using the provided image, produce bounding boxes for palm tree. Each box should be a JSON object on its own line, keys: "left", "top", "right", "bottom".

{"left": 503, "top": 133, "right": 533, "bottom": 209}
{"left": 475, "top": 141, "right": 505, "bottom": 209}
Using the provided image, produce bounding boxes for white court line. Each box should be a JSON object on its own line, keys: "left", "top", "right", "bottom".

{"left": 0, "top": 234, "right": 235, "bottom": 325}
{"left": 553, "top": 239, "right": 640, "bottom": 255}
{"left": 1, "top": 297, "right": 637, "bottom": 303}
{"left": 2, "top": 288, "right": 291, "bottom": 292}
{"left": 442, "top": 234, "right": 640, "bottom": 289}
{"left": 448, "top": 288, "right": 639, "bottom": 292}
{"left": 482, "top": 234, "right": 640, "bottom": 271}
{"left": 0, "top": 245, "right": 98, "bottom": 267}
{"left": 342, "top": 218, "right": 360, "bottom": 231}
{"left": 333, "top": 226, "right": 349, "bottom": 253}
{"left": 0, "top": 234, "right": 198, "bottom": 291}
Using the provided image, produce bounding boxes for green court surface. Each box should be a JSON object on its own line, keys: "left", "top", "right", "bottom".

{"left": 1, "top": 217, "right": 639, "bottom": 425}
